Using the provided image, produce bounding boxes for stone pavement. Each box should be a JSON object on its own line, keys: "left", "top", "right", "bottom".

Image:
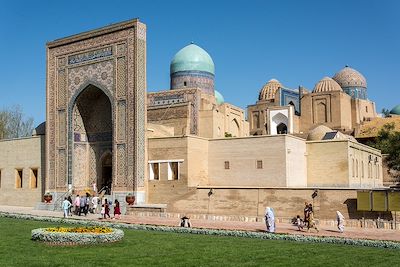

{"left": 1, "top": 205, "right": 400, "bottom": 242}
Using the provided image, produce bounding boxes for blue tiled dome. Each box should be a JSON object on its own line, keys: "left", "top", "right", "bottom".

{"left": 215, "top": 90, "right": 224, "bottom": 105}
{"left": 170, "top": 43, "right": 215, "bottom": 75}
{"left": 390, "top": 105, "right": 400, "bottom": 115}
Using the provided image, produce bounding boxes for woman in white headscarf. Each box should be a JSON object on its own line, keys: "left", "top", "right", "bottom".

{"left": 265, "top": 207, "right": 275, "bottom": 233}
{"left": 336, "top": 211, "right": 345, "bottom": 233}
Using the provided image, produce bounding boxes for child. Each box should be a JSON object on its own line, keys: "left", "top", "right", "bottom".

{"left": 296, "top": 215, "right": 303, "bottom": 231}
{"left": 114, "top": 199, "right": 121, "bottom": 219}
{"left": 100, "top": 204, "right": 105, "bottom": 219}
{"left": 104, "top": 199, "right": 111, "bottom": 219}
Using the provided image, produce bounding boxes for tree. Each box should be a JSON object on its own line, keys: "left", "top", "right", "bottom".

{"left": 368, "top": 123, "right": 400, "bottom": 171}
{"left": 0, "top": 105, "right": 34, "bottom": 139}
{"left": 381, "top": 108, "right": 390, "bottom": 118}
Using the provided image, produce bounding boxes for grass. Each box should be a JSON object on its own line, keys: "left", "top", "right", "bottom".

{"left": 0, "top": 217, "right": 397, "bottom": 267}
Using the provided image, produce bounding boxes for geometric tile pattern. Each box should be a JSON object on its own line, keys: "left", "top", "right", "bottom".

{"left": 116, "top": 57, "right": 127, "bottom": 98}
{"left": 136, "top": 36, "right": 146, "bottom": 188}
{"left": 68, "top": 60, "right": 114, "bottom": 98}
{"left": 117, "top": 100, "right": 126, "bottom": 141}
{"left": 73, "top": 143, "right": 87, "bottom": 187}
{"left": 46, "top": 20, "right": 146, "bottom": 196}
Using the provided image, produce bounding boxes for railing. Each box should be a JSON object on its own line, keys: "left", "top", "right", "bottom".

{"left": 53, "top": 190, "right": 71, "bottom": 211}
{"left": 97, "top": 186, "right": 111, "bottom": 196}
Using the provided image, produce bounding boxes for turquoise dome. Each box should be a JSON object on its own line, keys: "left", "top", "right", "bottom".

{"left": 390, "top": 105, "right": 400, "bottom": 115}
{"left": 215, "top": 90, "right": 224, "bottom": 105}
{"left": 170, "top": 44, "right": 215, "bottom": 75}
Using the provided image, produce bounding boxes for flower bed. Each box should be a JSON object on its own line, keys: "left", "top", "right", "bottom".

{"left": 1, "top": 212, "right": 399, "bottom": 249}
{"left": 31, "top": 226, "right": 124, "bottom": 245}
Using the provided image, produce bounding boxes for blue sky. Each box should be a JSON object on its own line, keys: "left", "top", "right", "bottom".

{"left": 0, "top": 0, "right": 399, "bottom": 125}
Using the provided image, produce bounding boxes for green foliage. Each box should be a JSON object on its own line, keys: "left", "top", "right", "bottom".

{"left": 224, "top": 132, "right": 232, "bottom": 138}
{"left": 368, "top": 123, "right": 400, "bottom": 170}
{"left": 382, "top": 108, "right": 391, "bottom": 118}
{"left": 0, "top": 105, "right": 34, "bottom": 139}
{"left": 0, "top": 214, "right": 400, "bottom": 266}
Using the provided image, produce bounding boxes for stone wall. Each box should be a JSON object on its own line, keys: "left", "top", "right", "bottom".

{"left": 163, "top": 187, "right": 391, "bottom": 220}
{"left": 0, "top": 136, "right": 45, "bottom": 206}
{"left": 208, "top": 135, "right": 307, "bottom": 187}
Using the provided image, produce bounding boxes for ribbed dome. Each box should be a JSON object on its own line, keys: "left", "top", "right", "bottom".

{"left": 332, "top": 66, "right": 367, "bottom": 88}
{"left": 313, "top": 77, "right": 343, "bottom": 93}
{"left": 258, "top": 79, "right": 282, "bottom": 100}
{"left": 390, "top": 105, "right": 400, "bottom": 115}
{"left": 307, "top": 125, "right": 334, "bottom": 141}
{"left": 215, "top": 90, "right": 224, "bottom": 105}
{"left": 170, "top": 43, "right": 215, "bottom": 75}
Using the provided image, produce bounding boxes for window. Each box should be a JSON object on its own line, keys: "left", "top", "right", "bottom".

{"left": 149, "top": 163, "right": 160, "bottom": 180}
{"left": 224, "top": 161, "right": 230, "bottom": 169}
{"left": 256, "top": 160, "right": 263, "bottom": 169}
{"left": 184, "top": 81, "right": 187, "bottom": 86}
{"left": 366, "top": 106, "right": 368, "bottom": 113}
{"left": 31, "top": 168, "right": 38, "bottom": 188}
{"left": 16, "top": 169, "right": 23, "bottom": 188}
{"left": 168, "top": 162, "right": 179, "bottom": 180}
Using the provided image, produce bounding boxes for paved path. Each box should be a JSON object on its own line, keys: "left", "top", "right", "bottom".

{"left": 1, "top": 205, "right": 399, "bottom": 242}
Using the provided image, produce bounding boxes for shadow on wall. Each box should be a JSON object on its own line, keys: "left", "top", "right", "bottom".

{"left": 344, "top": 199, "right": 393, "bottom": 220}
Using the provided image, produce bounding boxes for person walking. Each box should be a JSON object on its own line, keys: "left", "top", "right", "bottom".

{"left": 307, "top": 210, "right": 319, "bottom": 233}
{"left": 67, "top": 195, "right": 73, "bottom": 216}
{"left": 303, "top": 202, "right": 309, "bottom": 228}
{"left": 62, "top": 197, "right": 71, "bottom": 218}
{"left": 74, "top": 194, "right": 80, "bottom": 215}
{"left": 296, "top": 215, "right": 303, "bottom": 231}
{"left": 84, "top": 193, "right": 90, "bottom": 216}
{"left": 104, "top": 199, "right": 111, "bottom": 219}
{"left": 336, "top": 211, "right": 345, "bottom": 233}
{"left": 114, "top": 199, "right": 121, "bottom": 219}
{"left": 265, "top": 207, "right": 275, "bottom": 233}
{"left": 92, "top": 195, "right": 99, "bottom": 214}
{"left": 79, "top": 195, "right": 86, "bottom": 216}
{"left": 100, "top": 203, "right": 105, "bottom": 219}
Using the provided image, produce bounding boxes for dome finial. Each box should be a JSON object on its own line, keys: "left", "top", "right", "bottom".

{"left": 345, "top": 64, "right": 349, "bottom": 68}
{"left": 190, "top": 41, "right": 194, "bottom": 44}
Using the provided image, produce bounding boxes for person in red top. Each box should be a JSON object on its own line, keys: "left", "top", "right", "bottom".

{"left": 104, "top": 198, "right": 111, "bottom": 219}
{"left": 114, "top": 199, "right": 121, "bottom": 219}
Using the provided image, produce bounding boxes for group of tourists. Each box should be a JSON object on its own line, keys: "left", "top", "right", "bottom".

{"left": 61, "top": 193, "right": 121, "bottom": 219}
{"left": 264, "top": 202, "right": 346, "bottom": 234}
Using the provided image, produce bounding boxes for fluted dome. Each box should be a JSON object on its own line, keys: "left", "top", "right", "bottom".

{"left": 332, "top": 66, "right": 367, "bottom": 88}
{"left": 307, "top": 125, "right": 334, "bottom": 141}
{"left": 215, "top": 90, "right": 224, "bottom": 105}
{"left": 258, "top": 79, "right": 282, "bottom": 100}
{"left": 170, "top": 43, "right": 215, "bottom": 75}
{"left": 313, "top": 77, "right": 343, "bottom": 93}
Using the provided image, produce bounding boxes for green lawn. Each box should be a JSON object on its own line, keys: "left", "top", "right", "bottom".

{"left": 0, "top": 217, "right": 397, "bottom": 267}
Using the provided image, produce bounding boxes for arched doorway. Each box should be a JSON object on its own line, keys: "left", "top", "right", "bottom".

{"left": 70, "top": 84, "right": 113, "bottom": 192}
{"left": 100, "top": 152, "right": 112, "bottom": 194}
{"left": 277, "top": 123, "right": 288, "bottom": 134}
{"left": 271, "top": 112, "right": 289, "bottom": 135}
{"left": 230, "top": 118, "right": 240, "bottom": 137}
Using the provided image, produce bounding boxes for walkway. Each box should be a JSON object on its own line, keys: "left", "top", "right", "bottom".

{"left": 1, "top": 205, "right": 399, "bottom": 242}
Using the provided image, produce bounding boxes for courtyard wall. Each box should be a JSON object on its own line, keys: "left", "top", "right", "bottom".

{"left": 0, "top": 136, "right": 45, "bottom": 206}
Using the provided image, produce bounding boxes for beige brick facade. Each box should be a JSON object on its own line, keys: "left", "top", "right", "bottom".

{"left": 0, "top": 136, "right": 45, "bottom": 206}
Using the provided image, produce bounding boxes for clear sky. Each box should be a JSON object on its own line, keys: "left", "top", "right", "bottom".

{"left": 0, "top": 0, "right": 399, "bottom": 125}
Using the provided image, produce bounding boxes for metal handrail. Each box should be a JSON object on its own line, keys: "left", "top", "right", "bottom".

{"left": 53, "top": 190, "right": 71, "bottom": 211}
